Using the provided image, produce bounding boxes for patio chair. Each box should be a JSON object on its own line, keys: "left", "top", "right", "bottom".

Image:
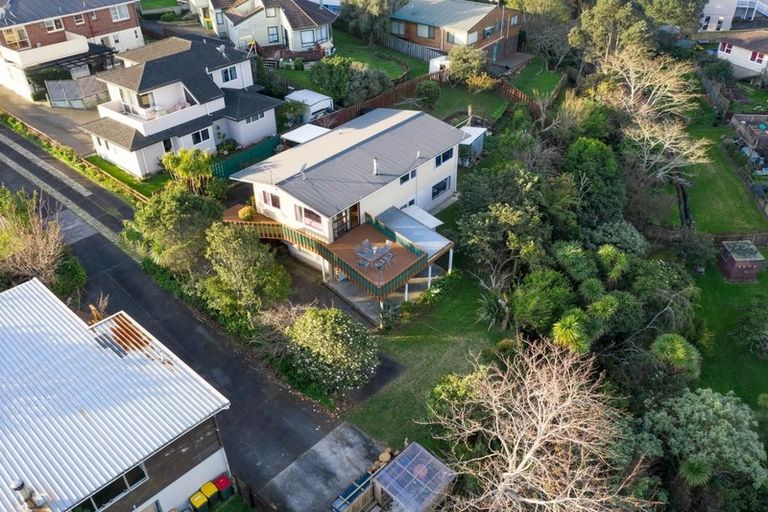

{"left": 385, "top": 239, "right": 393, "bottom": 250}
{"left": 354, "top": 244, "right": 363, "bottom": 256}
{"left": 362, "top": 239, "right": 372, "bottom": 250}
{"left": 358, "top": 259, "right": 370, "bottom": 268}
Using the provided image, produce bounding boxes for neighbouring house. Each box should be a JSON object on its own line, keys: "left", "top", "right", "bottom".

{"left": 390, "top": 0, "right": 521, "bottom": 62}
{"left": 228, "top": 108, "right": 465, "bottom": 302}
{"left": 285, "top": 88, "right": 334, "bottom": 120}
{"left": 0, "top": 278, "right": 231, "bottom": 512}
{"left": 81, "top": 36, "right": 282, "bottom": 177}
{"left": 718, "top": 240, "right": 765, "bottom": 281}
{"left": 459, "top": 126, "right": 486, "bottom": 166}
{"left": 0, "top": 0, "right": 145, "bottom": 101}
{"left": 700, "top": 0, "right": 768, "bottom": 31}
{"left": 192, "top": 0, "right": 337, "bottom": 58}
{"left": 715, "top": 30, "right": 768, "bottom": 78}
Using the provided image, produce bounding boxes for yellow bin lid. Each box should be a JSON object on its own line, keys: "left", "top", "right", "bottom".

{"left": 200, "top": 482, "right": 218, "bottom": 498}
{"left": 189, "top": 492, "right": 207, "bottom": 508}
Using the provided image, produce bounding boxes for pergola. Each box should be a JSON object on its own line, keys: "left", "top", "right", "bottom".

{"left": 373, "top": 443, "right": 455, "bottom": 512}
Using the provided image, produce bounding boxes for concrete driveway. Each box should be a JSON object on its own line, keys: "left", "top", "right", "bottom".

{"left": 0, "top": 125, "right": 381, "bottom": 508}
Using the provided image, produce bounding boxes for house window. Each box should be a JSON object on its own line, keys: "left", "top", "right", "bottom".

{"left": 96, "top": 137, "right": 102, "bottom": 147}
{"left": 751, "top": 51, "right": 765, "bottom": 64}
{"left": 716, "top": 17, "right": 723, "bottom": 30}
{"left": 73, "top": 465, "right": 147, "bottom": 512}
{"left": 191, "top": 128, "right": 211, "bottom": 145}
{"left": 105, "top": 140, "right": 110, "bottom": 150}
{"left": 268, "top": 26, "right": 279, "bottom": 43}
{"left": 399, "top": 169, "right": 416, "bottom": 183}
{"left": 300, "top": 30, "right": 315, "bottom": 48}
{"left": 446, "top": 32, "right": 455, "bottom": 44}
{"left": 431, "top": 176, "right": 451, "bottom": 200}
{"left": 266, "top": 7, "right": 277, "bottom": 17}
{"left": 400, "top": 199, "right": 415, "bottom": 209}
{"left": 483, "top": 25, "right": 495, "bottom": 39}
{"left": 162, "top": 139, "right": 172, "bottom": 152}
{"left": 74, "top": 13, "right": 85, "bottom": 25}
{"left": 215, "top": 12, "right": 224, "bottom": 24}
{"left": 110, "top": 5, "right": 130, "bottom": 22}
{"left": 391, "top": 21, "right": 405, "bottom": 36}
{"left": 113, "top": 33, "right": 120, "bottom": 45}
{"left": 510, "top": 15, "right": 518, "bottom": 25}
{"left": 468, "top": 31, "right": 478, "bottom": 44}
{"left": 44, "top": 18, "right": 64, "bottom": 32}
{"left": 416, "top": 24, "right": 435, "bottom": 39}
{"left": 702, "top": 15, "right": 710, "bottom": 30}
{"left": 262, "top": 191, "right": 281, "bottom": 209}
{"left": 720, "top": 42, "right": 733, "bottom": 54}
{"left": 245, "top": 112, "right": 265, "bottom": 123}
{"left": 302, "top": 208, "right": 322, "bottom": 229}
{"left": 2, "top": 28, "right": 30, "bottom": 50}
{"left": 316, "top": 25, "right": 328, "bottom": 43}
{"left": 221, "top": 66, "right": 238, "bottom": 82}
{"left": 435, "top": 148, "right": 453, "bottom": 166}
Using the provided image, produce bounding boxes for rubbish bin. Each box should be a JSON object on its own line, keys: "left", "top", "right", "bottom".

{"left": 189, "top": 492, "right": 208, "bottom": 512}
{"left": 200, "top": 482, "right": 220, "bottom": 508}
{"left": 213, "top": 474, "right": 234, "bottom": 500}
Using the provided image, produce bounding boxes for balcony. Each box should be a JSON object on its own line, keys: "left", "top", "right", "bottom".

{"left": 0, "top": 31, "right": 89, "bottom": 69}
{"left": 98, "top": 99, "right": 208, "bottom": 136}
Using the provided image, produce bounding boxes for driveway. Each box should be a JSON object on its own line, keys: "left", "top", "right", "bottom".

{"left": 0, "top": 125, "right": 381, "bottom": 508}
{"left": 0, "top": 86, "right": 98, "bottom": 155}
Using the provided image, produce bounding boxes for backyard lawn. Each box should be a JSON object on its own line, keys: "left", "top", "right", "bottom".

{"left": 139, "top": 0, "right": 177, "bottom": 9}
{"left": 508, "top": 56, "right": 563, "bottom": 97}
{"left": 428, "top": 84, "right": 508, "bottom": 122}
{"left": 86, "top": 155, "right": 170, "bottom": 196}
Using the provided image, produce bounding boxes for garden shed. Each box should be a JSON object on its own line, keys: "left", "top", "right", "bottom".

{"left": 285, "top": 89, "right": 334, "bottom": 121}
{"left": 372, "top": 442, "right": 455, "bottom": 511}
{"left": 718, "top": 240, "right": 765, "bottom": 281}
{"left": 459, "top": 126, "right": 487, "bottom": 166}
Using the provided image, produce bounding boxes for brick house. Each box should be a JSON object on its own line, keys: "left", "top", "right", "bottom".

{"left": 0, "top": 0, "right": 144, "bottom": 101}
{"left": 0, "top": 278, "right": 232, "bottom": 512}
{"left": 390, "top": 0, "right": 521, "bottom": 62}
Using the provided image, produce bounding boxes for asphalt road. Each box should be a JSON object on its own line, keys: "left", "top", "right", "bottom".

{"left": 0, "top": 124, "right": 339, "bottom": 493}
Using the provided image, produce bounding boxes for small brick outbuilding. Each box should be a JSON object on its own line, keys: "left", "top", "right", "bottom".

{"left": 718, "top": 240, "right": 765, "bottom": 282}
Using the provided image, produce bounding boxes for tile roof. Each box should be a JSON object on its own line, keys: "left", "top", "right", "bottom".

{"left": 0, "top": 279, "right": 229, "bottom": 512}
{"left": 222, "top": 87, "right": 282, "bottom": 120}
{"left": 716, "top": 29, "right": 768, "bottom": 53}
{"left": 0, "top": 0, "right": 135, "bottom": 28}
{"left": 263, "top": 0, "right": 337, "bottom": 29}
{"left": 391, "top": 0, "right": 501, "bottom": 32}
{"left": 231, "top": 108, "right": 467, "bottom": 217}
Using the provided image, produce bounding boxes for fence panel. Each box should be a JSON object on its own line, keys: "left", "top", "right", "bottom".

{"left": 384, "top": 37, "right": 444, "bottom": 62}
{"left": 212, "top": 136, "right": 279, "bottom": 179}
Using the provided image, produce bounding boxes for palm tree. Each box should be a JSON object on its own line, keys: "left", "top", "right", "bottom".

{"left": 680, "top": 456, "right": 711, "bottom": 487}
{"left": 552, "top": 309, "right": 590, "bottom": 353}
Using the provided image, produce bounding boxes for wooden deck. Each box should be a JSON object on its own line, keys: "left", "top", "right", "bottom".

{"left": 328, "top": 224, "right": 420, "bottom": 287}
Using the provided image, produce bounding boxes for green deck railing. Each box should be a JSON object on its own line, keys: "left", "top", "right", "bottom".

{"left": 228, "top": 215, "right": 428, "bottom": 299}
{"left": 212, "top": 136, "right": 279, "bottom": 179}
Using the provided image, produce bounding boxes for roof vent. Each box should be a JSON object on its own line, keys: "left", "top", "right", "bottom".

{"left": 217, "top": 44, "right": 229, "bottom": 60}
{"left": 373, "top": 157, "right": 378, "bottom": 176}
{"left": 416, "top": 150, "right": 421, "bottom": 159}
{"left": 300, "top": 163, "right": 307, "bottom": 180}
{"left": 10, "top": 480, "right": 46, "bottom": 510}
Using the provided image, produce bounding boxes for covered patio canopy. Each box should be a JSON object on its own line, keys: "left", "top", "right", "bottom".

{"left": 376, "top": 207, "right": 452, "bottom": 262}
{"left": 373, "top": 442, "right": 455, "bottom": 512}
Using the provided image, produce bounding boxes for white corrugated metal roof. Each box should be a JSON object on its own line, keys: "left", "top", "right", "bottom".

{"left": 0, "top": 279, "right": 230, "bottom": 512}
{"left": 460, "top": 126, "right": 487, "bottom": 145}
{"left": 402, "top": 205, "right": 443, "bottom": 229}
{"left": 281, "top": 124, "right": 331, "bottom": 144}
{"left": 377, "top": 207, "right": 452, "bottom": 259}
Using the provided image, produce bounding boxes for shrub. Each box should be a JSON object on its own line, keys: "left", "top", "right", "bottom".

{"left": 159, "top": 12, "right": 177, "bottom": 22}
{"left": 287, "top": 307, "right": 379, "bottom": 393}
{"left": 446, "top": 45, "right": 486, "bottom": 84}
{"left": 552, "top": 241, "right": 598, "bottom": 282}
{"left": 415, "top": 80, "right": 441, "bottom": 109}
{"left": 216, "top": 139, "right": 238, "bottom": 155}
{"left": 512, "top": 269, "right": 575, "bottom": 334}
{"left": 238, "top": 205, "right": 257, "bottom": 221}
{"left": 293, "top": 57, "right": 304, "bottom": 71}
{"left": 588, "top": 220, "right": 648, "bottom": 256}
{"left": 579, "top": 277, "right": 605, "bottom": 302}
{"left": 467, "top": 73, "right": 498, "bottom": 94}
{"left": 51, "top": 254, "right": 87, "bottom": 299}
{"left": 703, "top": 59, "right": 734, "bottom": 83}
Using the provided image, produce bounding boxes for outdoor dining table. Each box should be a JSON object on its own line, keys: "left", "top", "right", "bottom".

{"left": 358, "top": 244, "right": 390, "bottom": 263}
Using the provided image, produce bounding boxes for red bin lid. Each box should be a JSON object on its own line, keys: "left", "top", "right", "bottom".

{"left": 213, "top": 474, "right": 231, "bottom": 490}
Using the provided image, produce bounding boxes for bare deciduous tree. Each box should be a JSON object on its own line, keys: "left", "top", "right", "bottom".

{"left": 426, "top": 341, "right": 649, "bottom": 512}
{"left": 526, "top": 14, "right": 575, "bottom": 71}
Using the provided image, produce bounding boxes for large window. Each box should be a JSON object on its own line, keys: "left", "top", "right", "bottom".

{"left": 752, "top": 51, "right": 766, "bottom": 64}
{"left": 416, "top": 24, "right": 435, "bottom": 39}
{"left": 110, "top": 4, "right": 130, "bottom": 22}
{"left": 246, "top": 112, "right": 265, "bottom": 123}
{"left": 300, "top": 30, "right": 315, "bottom": 48}
{"left": 3, "top": 28, "right": 30, "bottom": 49}
{"left": 191, "top": 128, "right": 210, "bottom": 145}
{"left": 268, "top": 26, "right": 279, "bottom": 43}
{"left": 221, "top": 65, "right": 238, "bottom": 83}
{"left": 72, "top": 465, "right": 147, "bottom": 512}
{"left": 215, "top": 12, "right": 224, "bottom": 25}
{"left": 296, "top": 206, "right": 322, "bottom": 230}
{"left": 446, "top": 31, "right": 455, "bottom": 44}
{"left": 316, "top": 25, "right": 328, "bottom": 43}
{"left": 391, "top": 21, "right": 405, "bottom": 36}
{"left": 435, "top": 148, "right": 453, "bottom": 167}
{"left": 431, "top": 176, "right": 451, "bottom": 200}
{"left": 44, "top": 18, "right": 64, "bottom": 32}
{"left": 262, "top": 191, "right": 281, "bottom": 209}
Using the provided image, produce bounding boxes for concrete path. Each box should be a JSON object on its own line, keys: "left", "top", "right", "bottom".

{"left": 0, "top": 86, "right": 98, "bottom": 155}
{"left": 0, "top": 125, "right": 380, "bottom": 503}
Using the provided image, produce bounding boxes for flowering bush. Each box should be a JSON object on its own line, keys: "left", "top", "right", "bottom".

{"left": 287, "top": 307, "right": 379, "bottom": 393}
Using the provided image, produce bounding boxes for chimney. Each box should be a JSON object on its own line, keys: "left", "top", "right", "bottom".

{"left": 372, "top": 158, "right": 378, "bottom": 176}
{"left": 11, "top": 480, "right": 45, "bottom": 510}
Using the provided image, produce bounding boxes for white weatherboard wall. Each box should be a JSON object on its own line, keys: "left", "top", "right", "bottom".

{"left": 133, "top": 449, "right": 229, "bottom": 512}
{"left": 719, "top": 44, "right": 767, "bottom": 75}
{"left": 92, "top": 26, "right": 145, "bottom": 53}
{"left": 0, "top": 60, "right": 33, "bottom": 100}
{"left": 92, "top": 136, "right": 167, "bottom": 177}
{"left": 252, "top": 182, "right": 333, "bottom": 241}
{"left": 209, "top": 60, "right": 254, "bottom": 90}
{"left": 225, "top": 113, "right": 277, "bottom": 145}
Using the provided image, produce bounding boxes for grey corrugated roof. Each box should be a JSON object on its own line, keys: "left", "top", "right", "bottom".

{"left": 223, "top": 87, "right": 282, "bottom": 120}
{"left": 0, "top": 279, "right": 229, "bottom": 512}
{"left": 97, "top": 37, "right": 247, "bottom": 102}
{"left": 263, "top": 0, "right": 337, "bottom": 29}
{"left": 81, "top": 111, "right": 224, "bottom": 150}
{"left": 0, "top": 0, "right": 135, "bottom": 27}
{"left": 231, "top": 109, "right": 467, "bottom": 217}
{"left": 377, "top": 207, "right": 452, "bottom": 258}
{"left": 391, "top": 0, "right": 497, "bottom": 32}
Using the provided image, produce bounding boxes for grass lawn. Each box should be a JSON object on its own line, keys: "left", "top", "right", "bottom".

{"left": 732, "top": 83, "right": 768, "bottom": 114}
{"left": 428, "top": 84, "right": 508, "bottom": 122}
{"left": 508, "top": 56, "right": 563, "bottom": 97}
{"left": 696, "top": 263, "right": 768, "bottom": 409}
{"left": 217, "top": 497, "right": 253, "bottom": 512}
{"left": 86, "top": 155, "right": 170, "bottom": 196}
{"left": 346, "top": 204, "right": 498, "bottom": 448}
{"left": 140, "top": 0, "right": 177, "bottom": 9}
{"left": 686, "top": 103, "right": 768, "bottom": 233}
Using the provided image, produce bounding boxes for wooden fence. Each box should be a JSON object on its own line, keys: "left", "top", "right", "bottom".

{"left": 639, "top": 223, "right": 768, "bottom": 246}
{"left": 384, "top": 36, "right": 444, "bottom": 62}
{"left": 233, "top": 477, "right": 279, "bottom": 512}
{"left": 699, "top": 72, "right": 731, "bottom": 117}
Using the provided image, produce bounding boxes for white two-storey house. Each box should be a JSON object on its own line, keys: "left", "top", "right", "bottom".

{"left": 82, "top": 36, "right": 281, "bottom": 177}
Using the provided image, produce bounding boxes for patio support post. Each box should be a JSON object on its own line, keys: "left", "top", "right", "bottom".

{"left": 448, "top": 249, "right": 454, "bottom": 273}
{"left": 379, "top": 301, "right": 384, "bottom": 329}
{"left": 427, "top": 265, "right": 433, "bottom": 288}
{"left": 404, "top": 283, "right": 409, "bottom": 302}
